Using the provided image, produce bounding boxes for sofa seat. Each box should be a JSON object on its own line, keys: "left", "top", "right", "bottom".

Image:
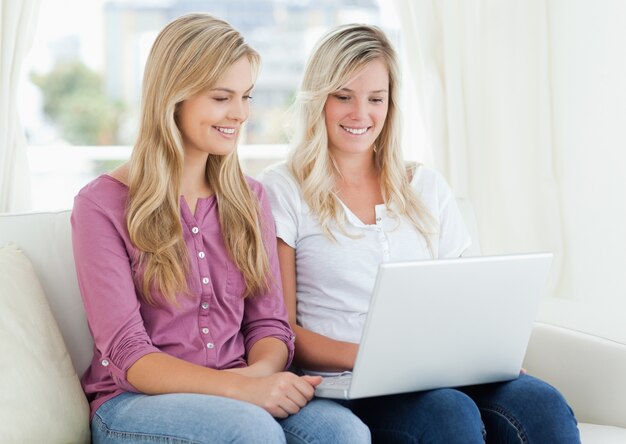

{"left": 579, "top": 424, "right": 626, "bottom": 444}
{"left": 523, "top": 298, "right": 626, "bottom": 443}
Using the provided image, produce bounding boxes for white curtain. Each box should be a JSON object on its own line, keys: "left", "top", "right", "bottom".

{"left": 0, "top": 0, "right": 40, "bottom": 213}
{"left": 393, "top": 0, "right": 626, "bottom": 307}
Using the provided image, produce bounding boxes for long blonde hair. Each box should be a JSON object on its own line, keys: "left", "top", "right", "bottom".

{"left": 288, "top": 24, "right": 436, "bottom": 247}
{"left": 127, "top": 13, "right": 269, "bottom": 304}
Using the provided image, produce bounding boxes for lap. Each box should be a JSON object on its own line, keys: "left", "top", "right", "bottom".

{"left": 340, "top": 388, "right": 484, "bottom": 444}
{"left": 279, "top": 398, "right": 370, "bottom": 444}
{"left": 336, "top": 375, "right": 580, "bottom": 444}
{"left": 92, "top": 391, "right": 285, "bottom": 444}
{"left": 93, "top": 392, "right": 370, "bottom": 444}
{"left": 460, "top": 374, "right": 581, "bottom": 444}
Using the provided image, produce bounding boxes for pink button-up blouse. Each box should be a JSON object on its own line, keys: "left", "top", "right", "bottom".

{"left": 71, "top": 174, "right": 295, "bottom": 418}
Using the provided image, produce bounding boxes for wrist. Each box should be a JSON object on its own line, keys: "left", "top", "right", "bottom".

{"left": 246, "top": 360, "right": 278, "bottom": 377}
{"left": 218, "top": 371, "right": 249, "bottom": 400}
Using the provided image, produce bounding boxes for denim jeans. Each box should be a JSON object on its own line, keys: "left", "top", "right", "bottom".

{"left": 338, "top": 374, "right": 580, "bottom": 444}
{"left": 91, "top": 391, "right": 370, "bottom": 444}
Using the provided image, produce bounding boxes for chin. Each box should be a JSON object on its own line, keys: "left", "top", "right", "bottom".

{"left": 208, "top": 144, "right": 237, "bottom": 157}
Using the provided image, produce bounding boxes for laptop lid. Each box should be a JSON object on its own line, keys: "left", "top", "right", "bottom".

{"left": 317, "top": 252, "right": 552, "bottom": 399}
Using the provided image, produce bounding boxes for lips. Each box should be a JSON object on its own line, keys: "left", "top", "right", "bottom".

{"left": 214, "top": 126, "right": 236, "bottom": 135}
{"left": 341, "top": 125, "right": 369, "bottom": 135}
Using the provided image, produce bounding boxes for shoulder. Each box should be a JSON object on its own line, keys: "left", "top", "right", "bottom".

{"left": 258, "top": 162, "right": 296, "bottom": 183}
{"left": 258, "top": 162, "right": 300, "bottom": 195}
{"left": 410, "top": 163, "right": 449, "bottom": 190}
{"left": 75, "top": 174, "right": 128, "bottom": 212}
{"left": 72, "top": 175, "right": 128, "bottom": 233}
{"left": 242, "top": 175, "right": 271, "bottom": 209}
{"left": 257, "top": 162, "right": 304, "bottom": 217}
{"left": 409, "top": 164, "right": 458, "bottom": 214}
{"left": 245, "top": 174, "right": 264, "bottom": 195}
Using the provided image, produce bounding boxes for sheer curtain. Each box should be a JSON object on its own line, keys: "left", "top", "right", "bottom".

{"left": 393, "top": 0, "right": 626, "bottom": 307}
{"left": 0, "top": 0, "right": 40, "bottom": 213}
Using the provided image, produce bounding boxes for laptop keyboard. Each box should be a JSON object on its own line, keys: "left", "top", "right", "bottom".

{"left": 318, "top": 373, "right": 353, "bottom": 389}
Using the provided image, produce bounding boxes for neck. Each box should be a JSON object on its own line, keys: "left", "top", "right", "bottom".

{"left": 331, "top": 150, "right": 378, "bottom": 185}
{"left": 181, "top": 151, "right": 212, "bottom": 198}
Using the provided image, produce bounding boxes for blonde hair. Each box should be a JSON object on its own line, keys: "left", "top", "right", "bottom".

{"left": 288, "top": 24, "right": 436, "bottom": 247}
{"left": 127, "top": 13, "right": 269, "bottom": 304}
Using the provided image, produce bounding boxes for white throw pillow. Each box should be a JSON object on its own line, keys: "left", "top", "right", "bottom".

{"left": 0, "top": 244, "right": 90, "bottom": 443}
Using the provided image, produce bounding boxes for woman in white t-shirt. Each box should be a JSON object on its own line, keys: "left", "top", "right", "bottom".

{"left": 260, "top": 24, "right": 581, "bottom": 443}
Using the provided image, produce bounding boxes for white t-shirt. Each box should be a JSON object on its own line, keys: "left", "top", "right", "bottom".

{"left": 259, "top": 162, "right": 472, "bottom": 344}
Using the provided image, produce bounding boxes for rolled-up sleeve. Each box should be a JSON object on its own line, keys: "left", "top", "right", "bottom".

{"left": 240, "top": 183, "right": 295, "bottom": 369}
{"left": 71, "top": 194, "right": 161, "bottom": 391}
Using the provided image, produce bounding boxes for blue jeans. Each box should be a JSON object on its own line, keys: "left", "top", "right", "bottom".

{"left": 338, "top": 374, "right": 580, "bottom": 443}
{"left": 91, "top": 392, "right": 370, "bottom": 444}
{"left": 340, "top": 375, "right": 580, "bottom": 444}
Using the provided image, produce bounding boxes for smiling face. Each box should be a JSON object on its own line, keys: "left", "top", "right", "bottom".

{"left": 324, "top": 58, "right": 390, "bottom": 157}
{"left": 176, "top": 56, "right": 253, "bottom": 158}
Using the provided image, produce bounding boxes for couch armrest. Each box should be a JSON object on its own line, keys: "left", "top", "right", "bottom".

{"left": 523, "top": 321, "right": 626, "bottom": 428}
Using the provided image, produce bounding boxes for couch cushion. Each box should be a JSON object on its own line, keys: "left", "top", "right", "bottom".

{"left": 0, "top": 244, "right": 90, "bottom": 443}
{"left": 526, "top": 304, "right": 626, "bottom": 429}
{"left": 0, "top": 210, "right": 93, "bottom": 376}
{"left": 579, "top": 423, "right": 626, "bottom": 443}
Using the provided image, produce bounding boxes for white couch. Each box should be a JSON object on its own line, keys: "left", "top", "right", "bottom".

{"left": 1, "top": 206, "right": 625, "bottom": 443}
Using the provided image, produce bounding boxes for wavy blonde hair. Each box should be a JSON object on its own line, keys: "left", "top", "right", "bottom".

{"left": 288, "top": 24, "right": 436, "bottom": 248}
{"left": 127, "top": 13, "right": 269, "bottom": 304}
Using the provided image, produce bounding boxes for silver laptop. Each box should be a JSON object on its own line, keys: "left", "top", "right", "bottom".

{"left": 315, "top": 252, "right": 553, "bottom": 399}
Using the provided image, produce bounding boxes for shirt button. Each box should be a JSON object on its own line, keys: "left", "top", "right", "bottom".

{"left": 191, "top": 227, "right": 199, "bottom": 234}
{"left": 201, "top": 302, "right": 209, "bottom": 309}
{"left": 376, "top": 217, "right": 382, "bottom": 222}
{"left": 202, "top": 277, "right": 209, "bottom": 285}
{"left": 206, "top": 342, "right": 215, "bottom": 349}
{"left": 101, "top": 359, "right": 109, "bottom": 367}
{"left": 198, "top": 251, "right": 205, "bottom": 259}
{"left": 202, "top": 327, "right": 209, "bottom": 334}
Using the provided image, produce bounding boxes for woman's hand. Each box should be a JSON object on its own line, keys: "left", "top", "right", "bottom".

{"left": 237, "top": 372, "right": 322, "bottom": 418}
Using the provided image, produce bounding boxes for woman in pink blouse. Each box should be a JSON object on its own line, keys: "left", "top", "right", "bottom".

{"left": 71, "top": 13, "right": 369, "bottom": 444}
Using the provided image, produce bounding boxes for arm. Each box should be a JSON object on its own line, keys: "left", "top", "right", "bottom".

{"left": 277, "top": 240, "right": 358, "bottom": 372}
{"left": 224, "top": 337, "right": 289, "bottom": 377}
{"left": 127, "top": 351, "right": 319, "bottom": 418}
{"left": 428, "top": 168, "right": 472, "bottom": 258}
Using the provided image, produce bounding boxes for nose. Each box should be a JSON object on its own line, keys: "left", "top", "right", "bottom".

{"left": 228, "top": 98, "right": 248, "bottom": 122}
{"left": 349, "top": 98, "right": 367, "bottom": 121}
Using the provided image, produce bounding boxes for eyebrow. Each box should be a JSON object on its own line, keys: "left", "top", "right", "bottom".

{"left": 336, "top": 87, "right": 388, "bottom": 94}
{"left": 209, "top": 85, "right": 255, "bottom": 94}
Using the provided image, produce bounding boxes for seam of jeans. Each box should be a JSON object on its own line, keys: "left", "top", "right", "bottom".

{"left": 93, "top": 413, "right": 202, "bottom": 444}
{"left": 282, "top": 426, "right": 316, "bottom": 444}
{"left": 479, "top": 404, "right": 528, "bottom": 444}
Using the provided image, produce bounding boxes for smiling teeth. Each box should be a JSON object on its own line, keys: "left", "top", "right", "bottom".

{"left": 343, "top": 126, "right": 368, "bottom": 135}
{"left": 216, "top": 127, "right": 235, "bottom": 134}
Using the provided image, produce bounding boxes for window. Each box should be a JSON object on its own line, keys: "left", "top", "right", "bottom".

{"left": 20, "top": 0, "right": 405, "bottom": 210}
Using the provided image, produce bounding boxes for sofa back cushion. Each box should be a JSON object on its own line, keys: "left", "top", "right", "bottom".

{"left": 0, "top": 243, "right": 90, "bottom": 443}
{"left": 0, "top": 210, "right": 93, "bottom": 376}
